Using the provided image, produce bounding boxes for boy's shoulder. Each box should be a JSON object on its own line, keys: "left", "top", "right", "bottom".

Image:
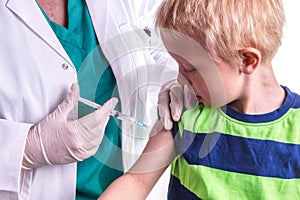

{"left": 179, "top": 103, "right": 223, "bottom": 134}
{"left": 285, "top": 86, "right": 300, "bottom": 108}
{"left": 276, "top": 86, "right": 300, "bottom": 120}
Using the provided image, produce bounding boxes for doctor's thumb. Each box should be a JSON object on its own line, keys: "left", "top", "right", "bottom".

{"left": 95, "top": 98, "right": 118, "bottom": 120}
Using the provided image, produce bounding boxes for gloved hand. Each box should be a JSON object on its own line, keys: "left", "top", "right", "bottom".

{"left": 22, "top": 83, "right": 118, "bottom": 169}
{"left": 158, "top": 79, "right": 196, "bottom": 130}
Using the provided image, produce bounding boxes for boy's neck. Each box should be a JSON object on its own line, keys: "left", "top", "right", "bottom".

{"left": 228, "top": 63, "right": 286, "bottom": 114}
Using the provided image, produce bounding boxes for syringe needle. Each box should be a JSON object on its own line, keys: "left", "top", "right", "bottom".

{"left": 78, "top": 97, "right": 148, "bottom": 128}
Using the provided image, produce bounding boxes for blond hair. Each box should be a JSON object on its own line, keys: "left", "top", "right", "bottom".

{"left": 156, "top": 0, "right": 285, "bottom": 63}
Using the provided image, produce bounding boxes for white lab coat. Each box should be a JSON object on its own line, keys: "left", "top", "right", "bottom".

{"left": 0, "top": 0, "right": 177, "bottom": 199}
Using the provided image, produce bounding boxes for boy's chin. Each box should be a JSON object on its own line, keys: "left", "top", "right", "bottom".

{"left": 202, "top": 101, "right": 226, "bottom": 109}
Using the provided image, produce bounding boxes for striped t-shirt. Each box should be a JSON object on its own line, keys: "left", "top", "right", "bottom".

{"left": 169, "top": 86, "right": 300, "bottom": 199}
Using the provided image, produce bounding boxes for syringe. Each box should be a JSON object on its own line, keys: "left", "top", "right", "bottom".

{"left": 78, "top": 97, "right": 148, "bottom": 128}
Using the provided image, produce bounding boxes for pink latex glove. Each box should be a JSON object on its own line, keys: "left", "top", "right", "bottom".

{"left": 22, "top": 83, "right": 118, "bottom": 169}
{"left": 158, "top": 80, "right": 196, "bottom": 130}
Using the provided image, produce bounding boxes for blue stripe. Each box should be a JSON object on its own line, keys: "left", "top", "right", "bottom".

{"left": 176, "top": 130, "right": 300, "bottom": 178}
{"left": 168, "top": 175, "right": 201, "bottom": 200}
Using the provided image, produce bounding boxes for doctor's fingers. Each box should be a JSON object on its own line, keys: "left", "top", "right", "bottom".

{"left": 77, "top": 97, "right": 118, "bottom": 130}
{"left": 158, "top": 87, "right": 172, "bottom": 131}
{"left": 57, "top": 83, "right": 80, "bottom": 118}
{"left": 166, "top": 84, "right": 196, "bottom": 124}
{"left": 74, "top": 98, "right": 118, "bottom": 153}
{"left": 183, "top": 84, "right": 197, "bottom": 110}
{"left": 158, "top": 83, "right": 183, "bottom": 130}
{"left": 169, "top": 83, "right": 184, "bottom": 121}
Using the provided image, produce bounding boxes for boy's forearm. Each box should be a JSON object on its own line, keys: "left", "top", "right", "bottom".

{"left": 98, "top": 126, "right": 175, "bottom": 199}
{"left": 98, "top": 168, "right": 169, "bottom": 200}
{"left": 98, "top": 173, "right": 148, "bottom": 200}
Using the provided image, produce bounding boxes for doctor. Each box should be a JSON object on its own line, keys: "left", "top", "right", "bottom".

{"left": 0, "top": 0, "right": 177, "bottom": 199}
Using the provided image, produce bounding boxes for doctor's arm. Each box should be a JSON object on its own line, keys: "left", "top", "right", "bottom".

{"left": 98, "top": 124, "right": 175, "bottom": 200}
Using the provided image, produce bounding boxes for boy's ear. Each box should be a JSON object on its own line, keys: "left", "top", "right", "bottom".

{"left": 238, "top": 47, "right": 261, "bottom": 74}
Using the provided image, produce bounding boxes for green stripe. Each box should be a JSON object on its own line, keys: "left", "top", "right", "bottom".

{"left": 171, "top": 157, "right": 300, "bottom": 200}
{"left": 180, "top": 104, "right": 300, "bottom": 144}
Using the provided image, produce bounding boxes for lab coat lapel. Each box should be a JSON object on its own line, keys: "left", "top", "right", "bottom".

{"left": 5, "top": 0, "right": 73, "bottom": 66}
{"left": 85, "top": 0, "right": 107, "bottom": 43}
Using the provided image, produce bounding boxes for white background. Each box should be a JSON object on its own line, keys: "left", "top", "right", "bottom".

{"left": 273, "top": 1, "right": 300, "bottom": 94}
{"left": 147, "top": 1, "right": 300, "bottom": 199}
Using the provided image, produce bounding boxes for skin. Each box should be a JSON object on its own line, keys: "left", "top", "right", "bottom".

{"left": 175, "top": 48, "right": 285, "bottom": 114}
{"left": 98, "top": 46, "right": 286, "bottom": 200}
{"left": 36, "top": 0, "right": 68, "bottom": 27}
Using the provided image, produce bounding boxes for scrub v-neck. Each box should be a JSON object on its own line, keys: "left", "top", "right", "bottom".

{"left": 38, "top": 0, "right": 98, "bottom": 70}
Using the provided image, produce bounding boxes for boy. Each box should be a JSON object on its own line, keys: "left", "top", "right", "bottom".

{"left": 98, "top": 0, "right": 300, "bottom": 199}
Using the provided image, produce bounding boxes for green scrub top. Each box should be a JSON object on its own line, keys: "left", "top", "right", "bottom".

{"left": 38, "top": 0, "right": 124, "bottom": 199}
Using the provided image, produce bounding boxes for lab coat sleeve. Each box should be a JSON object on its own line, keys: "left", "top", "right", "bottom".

{"left": 0, "top": 119, "right": 32, "bottom": 197}
{"left": 120, "top": 28, "right": 178, "bottom": 172}
{"left": 144, "top": 30, "right": 178, "bottom": 127}
{"left": 150, "top": 32, "right": 178, "bottom": 81}
{"left": 119, "top": 1, "right": 178, "bottom": 171}
{"left": 122, "top": 0, "right": 178, "bottom": 116}
{"left": 130, "top": 0, "right": 179, "bottom": 87}
{"left": 126, "top": 0, "right": 163, "bottom": 28}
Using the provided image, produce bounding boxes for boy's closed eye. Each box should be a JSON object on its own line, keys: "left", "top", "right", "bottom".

{"left": 180, "top": 62, "right": 197, "bottom": 73}
{"left": 184, "top": 66, "right": 197, "bottom": 73}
